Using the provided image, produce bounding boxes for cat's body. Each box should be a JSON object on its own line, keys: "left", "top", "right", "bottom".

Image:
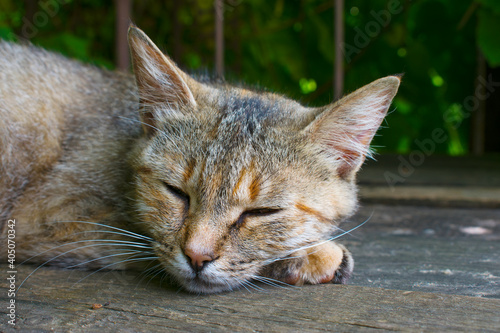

{"left": 0, "top": 27, "right": 400, "bottom": 293}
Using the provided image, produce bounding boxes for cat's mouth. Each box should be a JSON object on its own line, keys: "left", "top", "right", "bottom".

{"left": 172, "top": 265, "right": 250, "bottom": 294}
{"left": 153, "top": 244, "right": 251, "bottom": 293}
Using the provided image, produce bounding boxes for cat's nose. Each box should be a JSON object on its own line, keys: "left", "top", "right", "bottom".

{"left": 184, "top": 247, "right": 214, "bottom": 273}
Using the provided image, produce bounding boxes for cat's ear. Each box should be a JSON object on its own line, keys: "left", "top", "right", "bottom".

{"left": 304, "top": 76, "right": 401, "bottom": 179}
{"left": 128, "top": 26, "right": 197, "bottom": 134}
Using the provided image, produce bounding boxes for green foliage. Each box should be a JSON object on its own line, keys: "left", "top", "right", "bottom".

{"left": 476, "top": 0, "right": 500, "bottom": 14}
{"left": 0, "top": 0, "right": 497, "bottom": 154}
{"left": 477, "top": 7, "right": 500, "bottom": 67}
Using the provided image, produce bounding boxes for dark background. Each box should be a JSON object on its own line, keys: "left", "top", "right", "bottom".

{"left": 1, "top": 0, "right": 499, "bottom": 155}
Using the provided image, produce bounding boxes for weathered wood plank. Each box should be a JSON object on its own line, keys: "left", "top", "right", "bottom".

{"left": 2, "top": 203, "right": 498, "bottom": 331}
{"left": 1, "top": 264, "right": 499, "bottom": 332}
{"left": 358, "top": 155, "right": 500, "bottom": 188}
{"left": 357, "top": 155, "right": 500, "bottom": 208}
{"left": 346, "top": 204, "right": 500, "bottom": 298}
{"left": 360, "top": 185, "right": 500, "bottom": 208}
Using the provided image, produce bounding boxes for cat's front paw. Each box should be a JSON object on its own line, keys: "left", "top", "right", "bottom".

{"left": 289, "top": 242, "right": 354, "bottom": 285}
{"left": 261, "top": 242, "right": 354, "bottom": 286}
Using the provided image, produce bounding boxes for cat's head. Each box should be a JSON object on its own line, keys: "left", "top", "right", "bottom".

{"left": 127, "top": 27, "right": 400, "bottom": 293}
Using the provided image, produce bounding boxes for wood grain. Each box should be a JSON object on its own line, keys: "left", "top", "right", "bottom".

{"left": 1, "top": 264, "right": 499, "bottom": 332}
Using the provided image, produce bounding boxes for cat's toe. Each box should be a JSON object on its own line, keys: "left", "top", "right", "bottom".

{"left": 260, "top": 242, "right": 354, "bottom": 286}
{"left": 297, "top": 242, "right": 354, "bottom": 285}
{"left": 331, "top": 244, "right": 354, "bottom": 284}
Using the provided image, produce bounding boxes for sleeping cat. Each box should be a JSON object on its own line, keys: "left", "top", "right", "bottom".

{"left": 0, "top": 26, "right": 400, "bottom": 293}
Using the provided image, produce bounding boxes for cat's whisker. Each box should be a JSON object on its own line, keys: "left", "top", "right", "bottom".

{"left": 73, "top": 255, "right": 159, "bottom": 286}
{"left": 67, "top": 230, "right": 151, "bottom": 242}
{"left": 17, "top": 242, "right": 154, "bottom": 292}
{"left": 254, "top": 279, "right": 288, "bottom": 290}
{"left": 136, "top": 263, "right": 164, "bottom": 287}
{"left": 330, "top": 224, "right": 351, "bottom": 235}
{"left": 139, "top": 264, "right": 164, "bottom": 286}
{"left": 218, "top": 276, "right": 235, "bottom": 293}
{"left": 238, "top": 279, "right": 252, "bottom": 293}
{"left": 145, "top": 266, "right": 166, "bottom": 287}
{"left": 291, "top": 215, "right": 370, "bottom": 253}
{"left": 242, "top": 280, "right": 264, "bottom": 292}
{"left": 144, "top": 264, "right": 164, "bottom": 278}
{"left": 65, "top": 250, "right": 146, "bottom": 269}
{"left": 251, "top": 275, "right": 296, "bottom": 289}
{"left": 64, "top": 249, "right": 153, "bottom": 283}
{"left": 334, "top": 212, "right": 374, "bottom": 239}
{"left": 53, "top": 220, "right": 153, "bottom": 241}
{"left": 282, "top": 246, "right": 326, "bottom": 261}
{"left": 264, "top": 215, "right": 371, "bottom": 265}
{"left": 159, "top": 271, "right": 169, "bottom": 287}
{"left": 141, "top": 262, "right": 164, "bottom": 277}
{"left": 247, "top": 277, "right": 275, "bottom": 291}
{"left": 20, "top": 238, "right": 152, "bottom": 266}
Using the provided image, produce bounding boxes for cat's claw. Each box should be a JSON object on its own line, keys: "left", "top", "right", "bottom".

{"left": 261, "top": 242, "right": 353, "bottom": 286}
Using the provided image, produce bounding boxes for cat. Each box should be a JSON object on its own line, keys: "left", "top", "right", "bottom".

{"left": 0, "top": 26, "right": 400, "bottom": 294}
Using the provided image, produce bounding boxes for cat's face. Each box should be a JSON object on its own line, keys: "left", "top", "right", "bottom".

{"left": 132, "top": 91, "right": 359, "bottom": 293}
{"left": 127, "top": 27, "right": 399, "bottom": 293}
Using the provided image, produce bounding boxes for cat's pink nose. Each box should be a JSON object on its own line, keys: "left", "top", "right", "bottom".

{"left": 184, "top": 247, "right": 214, "bottom": 273}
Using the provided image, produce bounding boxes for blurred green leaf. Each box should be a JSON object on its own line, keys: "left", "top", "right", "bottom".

{"left": 477, "top": 8, "right": 500, "bottom": 67}
{"left": 477, "top": 0, "right": 500, "bottom": 14}
{"left": 0, "top": 26, "right": 16, "bottom": 40}
{"left": 0, "top": 0, "right": 490, "bottom": 154}
{"left": 39, "top": 32, "right": 90, "bottom": 61}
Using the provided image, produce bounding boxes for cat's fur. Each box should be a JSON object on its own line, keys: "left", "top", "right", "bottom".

{"left": 0, "top": 26, "right": 400, "bottom": 293}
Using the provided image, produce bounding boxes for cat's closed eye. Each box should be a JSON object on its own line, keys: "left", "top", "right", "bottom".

{"left": 163, "top": 182, "right": 190, "bottom": 204}
{"left": 243, "top": 208, "right": 283, "bottom": 217}
{"left": 232, "top": 208, "right": 283, "bottom": 229}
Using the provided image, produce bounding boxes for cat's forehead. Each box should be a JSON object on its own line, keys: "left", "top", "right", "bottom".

{"left": 200, "top": 87, "right": 304, "bottom": 142}
{"left": 203, "top": 95, "right": 301, "bottom": 162}
{"left": 150, "top": 85, "right": 316, "bottom": 183}
{"left": 209, "top": 86, "right": 304, "bottom": 123}
{"left": 220, "top": 93, "right": 275, "bottom": 119}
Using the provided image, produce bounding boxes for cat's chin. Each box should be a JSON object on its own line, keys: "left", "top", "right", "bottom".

{"left": 179, "top": 276, "right": 241, "bottom": 294}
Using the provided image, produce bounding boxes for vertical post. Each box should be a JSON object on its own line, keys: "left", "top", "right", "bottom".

{"left": 172, "top": 0, "right": 182, "bottom": 63}
{"left": 334, "top": 0, "right": 344, "bottom": 99}
{"left": 215, "top": 0, "right": 224, "bottom": 78}
{"left": 18, "top": 0, "right": 38, "bottom": 39}
{"left": 115, "top": 0, "right": 132, "bottom": 71}
{"left": 470, "top": 50, "right": 486, "bottom": 155}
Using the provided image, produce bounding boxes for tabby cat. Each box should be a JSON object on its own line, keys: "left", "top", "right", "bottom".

{"left": 0, "top": 26, "right": 400, "bottom": 293}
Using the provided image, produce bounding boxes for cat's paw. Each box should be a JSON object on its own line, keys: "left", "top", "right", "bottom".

{"left": 261, "top": 242, "right": 353, "bottom": 286}
{"left": 288, "top": 242, "right": 354, "bottom": 285}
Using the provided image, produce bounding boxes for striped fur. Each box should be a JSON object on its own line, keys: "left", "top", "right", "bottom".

{"left": 0, "top": 26, "right": 399, "bottom": 293}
